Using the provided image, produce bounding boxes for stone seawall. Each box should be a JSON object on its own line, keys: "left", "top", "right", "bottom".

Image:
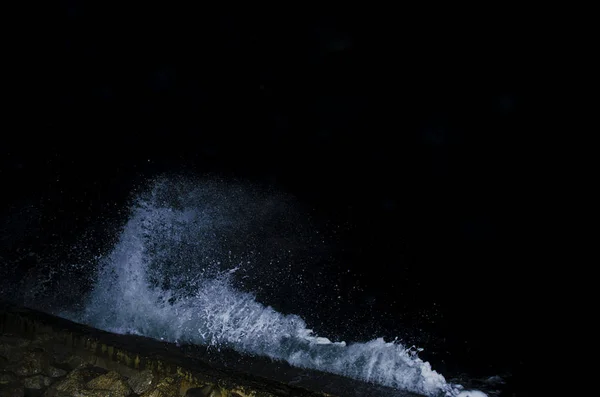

{"left": 0, "top": 302, "right": 422, "bottom": 397}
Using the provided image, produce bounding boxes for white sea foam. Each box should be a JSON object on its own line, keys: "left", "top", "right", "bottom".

{"left": 457, "top": 391, "right": 488, "bottom": 397}
{"left": 67, "top": 178, "right": 485, "bottom": 397}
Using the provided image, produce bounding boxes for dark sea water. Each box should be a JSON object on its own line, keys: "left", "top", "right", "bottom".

{"left": 2, "top": 7, "right": 532, "bottom": 396}
{"left": 0, "top": 176, "right": 529, "bottom": 396}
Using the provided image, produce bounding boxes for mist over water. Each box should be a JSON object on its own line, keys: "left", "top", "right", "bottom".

{"left": 19, "top": 177, "right": 484, "bottom": 396}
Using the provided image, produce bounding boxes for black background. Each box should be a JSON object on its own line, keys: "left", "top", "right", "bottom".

{"left": 2, "top": 5, "right": 539, "bottom": 393}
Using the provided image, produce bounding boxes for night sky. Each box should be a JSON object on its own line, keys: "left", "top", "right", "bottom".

{"left": 2, "top": 5, "right": 536, "bottom": 393}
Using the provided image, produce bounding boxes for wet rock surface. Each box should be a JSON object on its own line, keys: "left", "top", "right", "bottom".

{"left": 127, "top": 369, "right": 155, "bottom": 395}
{"left": 0, "top": 382, "right": 25, "bottom": 397}
{"left": 23, "top": 373, "right": 54, "bottom": 389}
{"left": 86, "top": 370, "right": 132, "bottom": 396}
{"left": 1, "top": 302, "right": 425, "bottom": 397}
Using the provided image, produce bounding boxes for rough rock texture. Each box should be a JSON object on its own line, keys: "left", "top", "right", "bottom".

{"left": 1, "top": 370, "right": 19, "bottom": 384}
{"left": 23, "top": 373, "right": 54, "bottom": 389}
{"left": 127, "top": 369, "right": 155, "bottom": 395}
{"left": 1, "top": 302, "right": 425, "bottom": 397}
{"left": 186, "top": 384, "right": 223, "bottom": 397}
{"left": 45, "top": 365, "right": 68, "bottom": 378}
{"left": 0, "top": 355, "right": 9, "bottom": 370}
{"left": 10, "top": 349, "right": 46, "bottom": 376}
{"left": 44, "top": 365, "right": 108, "bottom": 397}
{"left": 86, "top": 370, "right": 132, "bottom": 396}
{"left": 142, "top": 376, "right": 181, "bottom": 397}
{"left": 0, "top": 382, "right": 24, "bottom": 397}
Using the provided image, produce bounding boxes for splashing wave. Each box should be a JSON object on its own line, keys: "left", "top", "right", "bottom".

{"left": 63, "top": 177, "right": 477, "bottom": 397}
